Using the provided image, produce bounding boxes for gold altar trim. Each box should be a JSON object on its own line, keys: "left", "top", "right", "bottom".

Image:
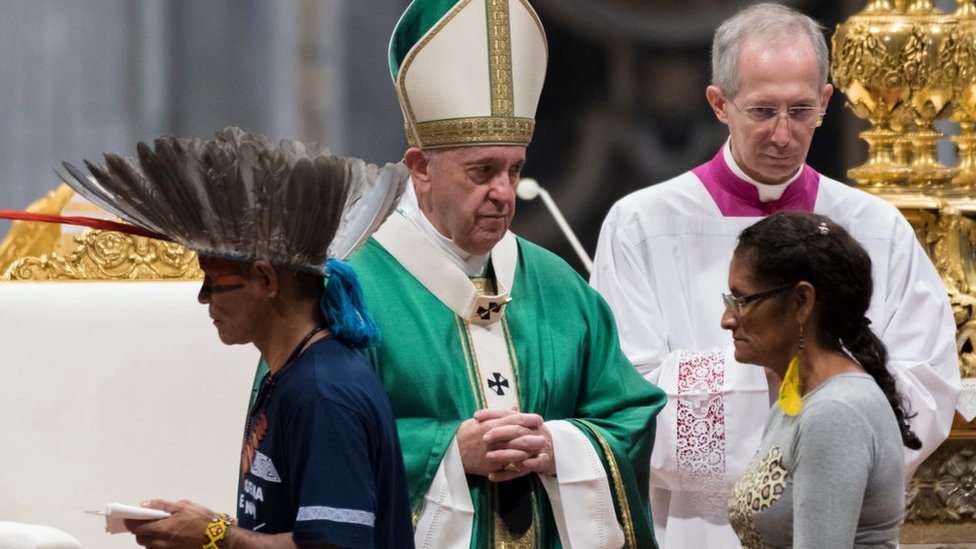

{"left": 833, "top": 4, "right": 976, "bottom": 538}
{"left": 0, "top": 182, "right": 201, "bottom": 282}
{"left": 904, "top": 438, "right": 976, "bottom": 540}
{"left": 1, "top": 228, "right": 202, "bottom": 282}
{"left": 0, "top": 184, "right": 74, "bottom": 274}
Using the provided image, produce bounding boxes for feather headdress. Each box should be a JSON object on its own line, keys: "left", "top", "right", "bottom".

{"left": 56, "top": 126, "right": 408, "bottom": 272}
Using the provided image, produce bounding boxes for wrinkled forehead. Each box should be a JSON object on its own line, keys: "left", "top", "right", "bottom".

{"left": 736, "top": 35, "right": 821, "bottom": 89}
{"left": 435, "top": 144, "right": 528, "bottom": 165}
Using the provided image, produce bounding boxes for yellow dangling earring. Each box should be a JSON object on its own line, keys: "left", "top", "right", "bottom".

{"left": 778, "top": 356, "right": 802, "bottom": 416}
{"left": 777, "top": 324, "right": 804, "bottom": 416}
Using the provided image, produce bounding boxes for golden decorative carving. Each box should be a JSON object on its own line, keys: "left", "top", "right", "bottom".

{"left": 0, "top": 183, "right": 74, "bottom": 275}
{"left": 835, "top": 2, "right": 976, "bottom": 540}
{"left": 938, "top": 449, "right": 976, "bottom": 518}
{"left": 898, "top": 203, "right": 976, "bottom": 380}
{"left": 951, "top": 1, "right": 976, "bottom": 193}
{"left": 1, "top": 228, "right": 201, "bottom": 281}
{"left": 832, "top": 2, "right": 959, "bottom": 191}
{"left": 904, "top": 421, "right": 976, "bottom": 544}
{"left": 925, "top": 206, "right": 976, "bottom": 378}
{"left": 931, "top": 207, "right": 972, "bottom": 293}
{"left": 906, "top": 441, "right": 976, "bottom": 525}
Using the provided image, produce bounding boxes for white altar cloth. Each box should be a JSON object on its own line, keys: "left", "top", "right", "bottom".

{"left": 0, "top": 281, "right": 258, "bottom": 549}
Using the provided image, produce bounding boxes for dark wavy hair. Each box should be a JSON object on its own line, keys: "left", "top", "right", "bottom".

{"left": 735, "top": 211, "right": 921, "bottom": 449}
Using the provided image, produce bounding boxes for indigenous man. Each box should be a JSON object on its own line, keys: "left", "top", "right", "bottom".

{"left": 347, "top": 1, "right": 667, "bottom": 547}
{"left": 59, "top": 128, "right": 414, "bottom": 549}
{"left": 591, "top": 4, "right": 961, "bottom": 548}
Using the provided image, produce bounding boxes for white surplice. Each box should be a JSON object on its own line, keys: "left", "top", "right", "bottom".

{"left": 591, "top": 147, "right": 962, "bottom": 548}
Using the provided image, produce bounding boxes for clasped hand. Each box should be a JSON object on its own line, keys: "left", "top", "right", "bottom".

{"left": 457, "top": 407, "right": 555, "bottom": 482}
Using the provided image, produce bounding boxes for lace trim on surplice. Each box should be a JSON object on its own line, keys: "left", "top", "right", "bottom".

{"left": 675, "top": 348, "right": 727, "bottom": 510}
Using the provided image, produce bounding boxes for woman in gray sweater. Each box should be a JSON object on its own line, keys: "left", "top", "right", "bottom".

{"left": 722, "top": 211, "right": 919, "bottom": 548}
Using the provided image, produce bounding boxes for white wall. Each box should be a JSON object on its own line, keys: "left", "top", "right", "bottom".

{"left": 0, "top": 281, "right": 259, "bottom": 549}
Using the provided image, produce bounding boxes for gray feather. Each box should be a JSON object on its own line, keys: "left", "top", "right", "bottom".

{"left": 329, "top": 161, "right": 409, "bottom": 260}
{"left": 56, "top": 163, "right": 158, "bottom": 231}
{"left": 60, "top": 126, "right": 393, "bottom": 270}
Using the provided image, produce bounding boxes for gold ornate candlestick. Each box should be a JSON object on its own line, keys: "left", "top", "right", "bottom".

{"left": 833, "top": 3, "right": 976, "bottom": 543}
{"left": 832, "top": 1, "right": 915, "bottom": 190}
{"left": 951, "top": 0, "right": 976, "bottom": 195}
{"left": 833, "top": 0, "right": 959, "bottom": 193}
{"left": 901, "top": 6, "right": 958, "bottom": 192}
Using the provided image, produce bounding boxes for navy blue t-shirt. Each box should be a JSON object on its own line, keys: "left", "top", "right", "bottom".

{"left": 237, "top": 336, "right": 413, "bottom": 548}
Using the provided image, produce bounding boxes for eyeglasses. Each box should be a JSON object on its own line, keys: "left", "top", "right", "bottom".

{"left": 728, "top": 100, "right": 824, "bottom": 128}
{"left": 722, "top": 284, "right": 794, "bottom": 315}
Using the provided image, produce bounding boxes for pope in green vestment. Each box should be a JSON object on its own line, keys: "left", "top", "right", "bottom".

{"left": 365, "top": 0, "right": 666, "bottom": 545}
{"left": 348, "top": 219, "right": 666, "bottom": 548}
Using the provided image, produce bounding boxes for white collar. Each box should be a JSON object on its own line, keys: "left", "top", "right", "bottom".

{"left": 373, "top": 213, "right": 518, "bottom": 325}
{"left": 398, "top": 181, "right": 491, "bottom": 277}
{"left": 723, "top": 139, "right": 801, "bottom": 202}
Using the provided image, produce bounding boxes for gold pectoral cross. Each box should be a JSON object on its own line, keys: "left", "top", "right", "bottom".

{"left": 470, "top": 276, "right": 511, "bottom": 325}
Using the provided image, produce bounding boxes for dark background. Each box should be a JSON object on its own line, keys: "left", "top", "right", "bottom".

{"left": 518, "top": 0, "right": 860, "bottom": 274}
{"left": 0, "top": 0, "right": 884, "bottom": 275}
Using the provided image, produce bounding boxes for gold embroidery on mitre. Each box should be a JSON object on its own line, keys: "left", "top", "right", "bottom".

{"left": 412, "top": 117, "right": 535, "bottom": 148}
{"left": 486, "top": 0, "right": 514, "bottom": 117}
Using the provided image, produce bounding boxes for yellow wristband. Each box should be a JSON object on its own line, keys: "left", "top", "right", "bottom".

{"left": 202, "top": 513, "right": 235, "bottom": 549}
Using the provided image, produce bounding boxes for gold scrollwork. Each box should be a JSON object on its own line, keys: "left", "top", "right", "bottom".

{"left": 901, "top": 23, "right": 932, "bottom": 91}
{"left": 834, "top": 2, "right": 976, "bottom": 540}
{"left": 1, "top": 228, "right": 201, "bottom": 281}
{"left": 833, "top": 8, "right": 959, "bottom": 189}
{"left": 906, "top": 443, "right": 976, "bottom": 526}
{"left": 833, "top": 20, "right": 908, "bottom": 125}
{"left": 0, "top": 183, "right": 75, "bottom": 275}
{"left": 913, "top": 205, "right": 976, "bottom": 377}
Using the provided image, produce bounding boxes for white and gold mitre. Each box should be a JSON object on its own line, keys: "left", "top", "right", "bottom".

{"left": 389, "top": 0, "right": 548, "bottom": 149}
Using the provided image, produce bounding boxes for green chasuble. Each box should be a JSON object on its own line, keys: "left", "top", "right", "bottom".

{"left": 349, "top": 232, "right": 666, "bottom": 548}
